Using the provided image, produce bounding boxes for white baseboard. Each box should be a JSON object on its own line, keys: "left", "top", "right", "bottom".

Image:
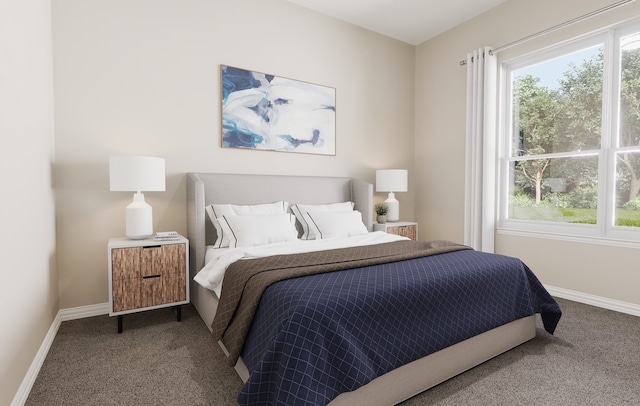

{"left": 11, "top": 303, "right": 109, "bottom": 406}
{"left": 545, "top": 285, "right": 640, "bottom": 317}
{"left": 60, "top": 302, "right": 110, "bottom": 321}
{"left": 10, "top": 311, "right": 62, "bottom": 406}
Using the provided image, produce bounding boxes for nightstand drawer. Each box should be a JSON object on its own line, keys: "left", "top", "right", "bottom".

{"left": 111, "top": 247, "right": 142, "bottom": 280}
{"left": 112, "top": 277, "right": 141, "bottom": 312}
{"left": 163, "top": 271, "right": 186, "bottom": 302}
{"left": 140, "top": 245, "right": 163, "bottom": 278}
{"left": 141, "top": 274, "right": 164, "bottom": 308}
{"left": 160, "top": 244, "right": 186, "bottom": 275}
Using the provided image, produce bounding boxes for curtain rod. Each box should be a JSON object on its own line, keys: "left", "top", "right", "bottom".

{"left": 459, "top": 0, "right": 636, "bottom": 66}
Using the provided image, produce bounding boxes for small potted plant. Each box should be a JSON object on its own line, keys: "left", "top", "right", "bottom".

{"left": 375, "top": 203, "right": 388, "bottom": 224}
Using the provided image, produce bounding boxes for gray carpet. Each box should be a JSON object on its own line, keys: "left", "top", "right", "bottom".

{"left": 25, "top": 298, "right": 640, "bottom": 406}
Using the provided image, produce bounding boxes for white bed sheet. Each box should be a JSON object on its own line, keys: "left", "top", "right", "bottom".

{"left": 194, "top": 231, "right": 408, "bottom": 296}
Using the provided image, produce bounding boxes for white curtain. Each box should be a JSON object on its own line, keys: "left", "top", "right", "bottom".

{"left": 464, "top": 47, "right": 497, "bottom": 253}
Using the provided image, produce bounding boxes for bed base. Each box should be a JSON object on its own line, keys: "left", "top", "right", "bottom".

{"left": 193, "top": 284, "right": 535, "bottom": 405}
{"left": 186, "top": 173, "right": 537, "bottom": 404}
{"left": 330, "top": 315, "right": 535, "bottom": 405}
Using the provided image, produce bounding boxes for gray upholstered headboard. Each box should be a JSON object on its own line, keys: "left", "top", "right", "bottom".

{"left": 186, "top": 172, "right": 373, "bottom": 284}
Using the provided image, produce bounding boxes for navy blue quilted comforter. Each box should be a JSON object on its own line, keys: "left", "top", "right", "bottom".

{"left": 237, "top": 249, "right": 561, "bottom": 405}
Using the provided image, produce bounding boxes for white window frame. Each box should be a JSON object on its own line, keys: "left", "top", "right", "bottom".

{"left": 498, "top": 19, "right": 640, "bottom": 246}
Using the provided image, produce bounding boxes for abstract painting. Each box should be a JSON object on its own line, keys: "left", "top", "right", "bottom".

{"left": 220, "top": 65, "right": 336, "bottom": 155}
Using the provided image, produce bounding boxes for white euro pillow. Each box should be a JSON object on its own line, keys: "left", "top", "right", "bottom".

{"left": 206, "top": 201, "right": 289, "bottom": 248}
{"left": 305, "top": 210, "right": 368, "bottom": 239}
{"left": 217, "top": 214, "right": 298, "bottom": 248}
{"left": 291, "top": 201, "right": 355, "bottom": 240}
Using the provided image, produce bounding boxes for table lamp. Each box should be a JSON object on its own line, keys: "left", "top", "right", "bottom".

{"left": 376, "top": 169, "right": 408, "bottom": 222}
{"left": 109, "top": 155, "right": 165, "bottom": 239}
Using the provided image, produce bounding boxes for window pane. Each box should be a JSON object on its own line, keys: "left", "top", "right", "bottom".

{"left": 508, "top": 156, "right": 598, "bottom": 224}
{"left": 619, "top": 32, "right": 640, "bottom": 148}
{"left": 615, "top": 150, "right": 640, "bottom": 227}
{"left": 511, "top": 46, "right": 603, "bottom": 157}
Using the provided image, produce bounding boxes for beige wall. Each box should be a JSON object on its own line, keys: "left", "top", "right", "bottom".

{"left": 1, "top": 0, "right": 58, "bottom": 404}
{"left": 416, "top": 0, "right": 640, "bottom": 305}
{"left": 52, "top": 0, "right": 416, "bottom": 308}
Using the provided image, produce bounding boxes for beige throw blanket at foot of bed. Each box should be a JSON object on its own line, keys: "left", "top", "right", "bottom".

{"left": 211, "top": 239, "right": 471, "bottom": 365}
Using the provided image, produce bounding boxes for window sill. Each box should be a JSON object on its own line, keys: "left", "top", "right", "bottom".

{"left": 497, "top": 227, "right": 640, "bottom": 249}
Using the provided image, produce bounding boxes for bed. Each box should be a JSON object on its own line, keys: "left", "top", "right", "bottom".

{"left": 186, "top": 172, "right": 561, "bottom": 405}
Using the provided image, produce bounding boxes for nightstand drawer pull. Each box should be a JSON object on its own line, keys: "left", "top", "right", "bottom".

{"left": 142, "top": 245, "right": 162, "bottom": 249}
{"left": 142, "top": 274, "right": 161, "bottom": 279}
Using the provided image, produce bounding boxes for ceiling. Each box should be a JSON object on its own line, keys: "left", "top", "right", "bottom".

{"left": 286, "top": 0, "right": 507, "bottom": 45}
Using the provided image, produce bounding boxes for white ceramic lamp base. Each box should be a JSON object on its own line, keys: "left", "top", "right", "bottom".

{"left": 126, "top": 192, "right": 153, "bottom": 239}
{"left": 384, "top": 192, "right": 400, "bottom": 222}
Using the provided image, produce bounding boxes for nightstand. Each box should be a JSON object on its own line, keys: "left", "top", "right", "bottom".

{"left": 108, "top": 235, "right": 189, "bottom": 333}
{"left": 373, "top": 221, "right": 418, "bottom": 240}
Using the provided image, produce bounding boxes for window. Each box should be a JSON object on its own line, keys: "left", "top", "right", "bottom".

{"left": 500, "top": 20, "right": 640, "bottom": 241}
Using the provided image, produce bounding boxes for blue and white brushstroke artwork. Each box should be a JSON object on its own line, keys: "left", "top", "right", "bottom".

{"left": 221, "top": 65, "right": 336, "bottom": 155}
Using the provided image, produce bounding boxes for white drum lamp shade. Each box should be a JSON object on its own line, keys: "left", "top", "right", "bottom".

{"left": 109, "top": 156, "right": 166, "bottom": 239}
{"left": 376, "top": 169, "right": 408, "bottom": 222}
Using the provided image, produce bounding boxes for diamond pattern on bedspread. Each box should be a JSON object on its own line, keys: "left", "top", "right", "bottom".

{"left": 212, "top": 240, "right": 468, "bottom": 365}
{"left": 238, "top": 249, "right": 561, "bottom": 406}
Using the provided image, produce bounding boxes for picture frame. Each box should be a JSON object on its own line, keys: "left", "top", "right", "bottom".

{"left": 220, "top": 65, "right": 336, "bottom": 155}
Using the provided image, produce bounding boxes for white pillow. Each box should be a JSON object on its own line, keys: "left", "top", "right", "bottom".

{"left": 291, "top": 201, "right": 355, "bottom": 240}
{"left": 305, "top": 210, "right": 368, "bottom": 239}
{"left": 206, "top": 201, "right": 289, "bottom": 248}
{"left": 217, "top": 214, "right": 298, "bottom": 248}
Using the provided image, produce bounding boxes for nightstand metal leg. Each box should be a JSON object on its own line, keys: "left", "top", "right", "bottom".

{"left": 176, "top": 305, "right": 182, "bottom": 322}
{"left": 117, "top": 315, "right": 123, "bottom": 333}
